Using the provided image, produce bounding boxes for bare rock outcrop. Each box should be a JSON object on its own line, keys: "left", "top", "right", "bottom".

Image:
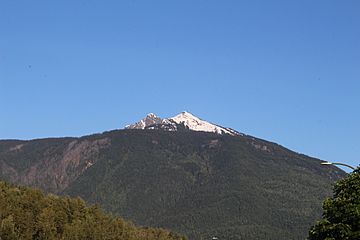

{"left": 0, "top": 138, "right": 111, "bottom": 193}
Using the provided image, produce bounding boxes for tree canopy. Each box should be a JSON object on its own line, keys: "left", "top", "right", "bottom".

{"left": 308, "top": 168, "right": 360, "bottom": 240}
{"left": 0, "top": 181, "right": 186, "bottom": 240}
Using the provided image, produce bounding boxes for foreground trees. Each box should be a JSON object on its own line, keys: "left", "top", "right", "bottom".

{"left": 308, "top": 168, "right": 360, "bottom": 240}
{"left": 0, "top": 181, "right": 186, "bottom": 240}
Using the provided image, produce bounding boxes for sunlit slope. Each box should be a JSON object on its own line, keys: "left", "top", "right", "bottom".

{"left": 0, "top": 181, "right": 186, "bottom": 240}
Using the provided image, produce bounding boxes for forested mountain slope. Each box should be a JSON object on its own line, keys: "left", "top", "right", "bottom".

{"left": 0, "top": 129, "right": 346, "bottom": 239}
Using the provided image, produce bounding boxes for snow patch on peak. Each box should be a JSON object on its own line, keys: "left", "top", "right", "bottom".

{"left": 146, "top": 113, "right": 157, "bottom": 118}
{"left": 125, "top": 111, "right": 241, "bottom": 136}
{"left": 169, "top": 112, "right": 238, "bottom": 136}
{"left": 125, "top": 113, "right": 162, "bottom": 129}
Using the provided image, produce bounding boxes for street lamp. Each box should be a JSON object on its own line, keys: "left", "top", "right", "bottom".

{"left": 321, "top": 161, "right": 356, "bottom": 171}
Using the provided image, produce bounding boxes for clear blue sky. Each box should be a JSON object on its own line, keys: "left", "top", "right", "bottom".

{"left": 1, "top": 0, "right": 359, "bottom": 170}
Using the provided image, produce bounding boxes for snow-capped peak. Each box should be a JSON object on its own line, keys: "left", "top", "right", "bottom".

{"left": 125, "top": 113, "right": 162, "bottom": 129}
{"left": 146, "top": 113, "right": 157, "bottom": 118}
{"left": 169, "top": 111, "right": 238, "bottom": 135}
{"left": 125, "top": 111, "right": 241, "bottom": 136}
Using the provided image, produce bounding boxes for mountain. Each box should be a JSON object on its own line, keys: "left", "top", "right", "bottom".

{"left": 126, "top": 111, "right": 241, "bottom": 136}
{"left": 0, "top": 112, "right": 346, "bottom": 239}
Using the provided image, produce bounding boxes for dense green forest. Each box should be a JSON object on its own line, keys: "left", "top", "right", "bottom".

{"left": 0, "top": 181, "right": 186, "bottom": 240}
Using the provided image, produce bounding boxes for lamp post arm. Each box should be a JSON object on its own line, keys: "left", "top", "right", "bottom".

{"left": 321, "top": 162, "right": 356, "bottom": 171}
{"left": 330, "top": 162, "right": 356, "bottom": 170}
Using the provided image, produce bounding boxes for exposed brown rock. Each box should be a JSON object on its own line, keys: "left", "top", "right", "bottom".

{"left": 1, "top": 138, "right": 111, "bottom": 193}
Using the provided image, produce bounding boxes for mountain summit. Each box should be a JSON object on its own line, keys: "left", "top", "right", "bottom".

{"left": 0, "top": 114, "right": 346, "bottom": 239}
{"left": 125, "top": 113, "right": 163, "bottom": 129}
{"left": 125, "top": 111, "right": 241, "bottom": 136}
